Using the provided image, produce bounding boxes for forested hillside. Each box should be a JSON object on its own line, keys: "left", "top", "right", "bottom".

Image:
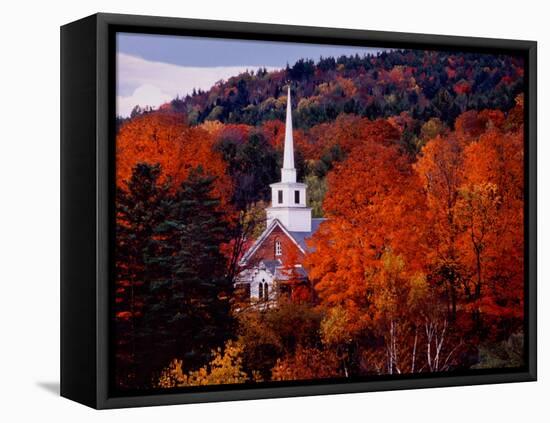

{"left": 120, "top": 49, "right": 524, "bottom": 129}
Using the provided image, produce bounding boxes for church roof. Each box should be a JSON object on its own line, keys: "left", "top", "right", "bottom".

{"left": 257, "top": 259, "right": 308, "bottom": 280}
{"left": 289, "top": 218, "right": 327, "bottom": 251}
{"left": 261, "top": 259, "right": 281, "bottom": 275}
{"left": 274, "top": 266, "right": 308, "bottom": 280}
{"left": 240, "top": 217, "right": 327, "bottom": 266}
{"left": 240, "top": 218, "right": 305, "bottom": 265}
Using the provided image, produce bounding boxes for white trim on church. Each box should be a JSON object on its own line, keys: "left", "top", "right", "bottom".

{"left": 236, "top": 86, "right": 318, "bottom": 303}
{"left": 240, "top": 218, "right": 305, "bottom": 266}
{"left": 266, "top": 87, "right": 312, "bottom": 233}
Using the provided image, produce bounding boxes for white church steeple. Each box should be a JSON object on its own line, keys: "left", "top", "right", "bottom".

{"left": 281, "top": 86, "right": 297, "bottom": 183}
{"left": 266, "top": 86, "right": 312, "bottom": 233}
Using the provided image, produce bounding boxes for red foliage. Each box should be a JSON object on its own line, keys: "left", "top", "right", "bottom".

{"left": 305, "top": 138, "right": 427, "bottom": 333}
{"left": 453, "top": 80, "right": 472, "bottom": 95}
{"left": 116, "top": 112, "right": 233, "bottom": 207}
{"left": 307, "top": 108, "right": 524, "bottom": 340}
{"left": 455, "top": 109, "right": 505, "bottom": 142}
{"left": 214, "top": 123, "right": 252, "bottom": 145}
{"left": 306, "top": 115, "right": 401, "bottom": 162}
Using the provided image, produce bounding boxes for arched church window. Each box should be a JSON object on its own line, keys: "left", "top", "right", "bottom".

{"left": 259, "top": 281, "right": 264, "bottom": 299}
{"left": 264, "top": 283, "right": 269, "bottom": 301}
{"left": 275, "top": 240, "right": 282, "bottom": 256}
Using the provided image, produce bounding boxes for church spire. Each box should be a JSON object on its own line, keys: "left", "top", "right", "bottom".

{"left": 266, "top": 86, "right": 312, "bottom": 232}
{"left": 281, "top": 86, "right": 296, "bottom": 183}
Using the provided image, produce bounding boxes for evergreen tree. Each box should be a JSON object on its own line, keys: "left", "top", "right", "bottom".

{"left": 216, "top": 132, "right": 279, "bottom": 209}
{"left": 114, "top": 163, "right": 170, "bottom": 389}
{"left": 150, "top": 167, "right": 234, "bottom": 374}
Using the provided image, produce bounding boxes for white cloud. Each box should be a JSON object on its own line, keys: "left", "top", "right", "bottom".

{"left": 117, "top": 84, "right": 173, "bottom": 117}
{"left": 116, "top": 53, "right": 280, "bottom": 117}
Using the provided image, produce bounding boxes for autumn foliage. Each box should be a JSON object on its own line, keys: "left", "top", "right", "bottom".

{"left": 305, "top": 107, "right": 525, "bottom": 374}
{"left": 114, "top": 49, "right": 525, "bottom": 391}
{"left": 117, "top": 113, "right": 233, "bottom": 207}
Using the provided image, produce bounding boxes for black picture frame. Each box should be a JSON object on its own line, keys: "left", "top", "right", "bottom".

{"left": 61, "top": 12, "right": 537, "bottom": 409}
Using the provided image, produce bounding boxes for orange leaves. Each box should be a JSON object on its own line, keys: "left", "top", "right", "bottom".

{"left": 116, "top": 112, "right": 233, "bottom": 207}
{"left": 463, "top": 129, "right": 524, "bottom": 203}
{"left": 117, "top": 113, "right": 185, "bottom": 186}
{"left": 305, "top": 134, "right": 427, "bottom": 321}
{"left": 415, "top": 134, "right": 464, "bottom": 267}
{"left": 324, "top": 139, "right": 425, "bottom": 263}
{"left": 259, "top": 119, "right": 285, "bottom": 149}
{"left": 271, "top": 346, "right": 342, "bottom": 381}
{"left": 258, "top": 119, "right": 311, "bottom": 165}
{"left": 307, "top": 107, "right": 524, "bottom": 341}
{"left": 417, "top": 118, "right": 524, "bottom": 325}
{"left": 416, "top": 134, "right": 464, "bottom": 199}
{"left": 454, "top": 109, "right": 505, "bottom": 143}
{"left": 460, "top": 127, "right": 524, "bottom": 320}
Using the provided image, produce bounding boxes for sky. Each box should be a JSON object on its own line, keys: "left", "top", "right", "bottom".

{"left": 117, "top": 33, "right": 383, "bottom": 117}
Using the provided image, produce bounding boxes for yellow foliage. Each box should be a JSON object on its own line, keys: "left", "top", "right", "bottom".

{"left": 199, "top": 119, "right": 224, "bottom": 135}
{"left": 157, "top": 340, "right": 248, "bottom": 388}
{"left": 320, "top": 306, "right": 353, "bottom": 346}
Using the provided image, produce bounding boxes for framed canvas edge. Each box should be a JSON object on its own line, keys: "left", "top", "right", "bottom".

{"left": 61, "top": 14, "right": 100, "bottom": 409}
{"left": 90, "top": 12, "right": 537, "bottom": 409}
{"left": 96, "top": 371, "right": 535, "bottom": 409}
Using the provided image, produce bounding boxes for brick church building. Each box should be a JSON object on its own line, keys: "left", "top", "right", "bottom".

{"left": 236, "top": 87, "right": 325, "bottom": 304}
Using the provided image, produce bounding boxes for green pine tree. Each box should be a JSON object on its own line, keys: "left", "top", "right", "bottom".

{"left": 150, "top": 166, "right": 234, "bottom": 375}
{"left": 115, "top": 163, "right": 170, "bottom": 389}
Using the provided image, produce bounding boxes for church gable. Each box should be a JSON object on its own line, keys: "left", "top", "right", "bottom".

{"left": 241, "top": 221, "right": 305, "bottom": 269}
{"left": 235, "top": 86, "right": 324, "bottom": 305}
